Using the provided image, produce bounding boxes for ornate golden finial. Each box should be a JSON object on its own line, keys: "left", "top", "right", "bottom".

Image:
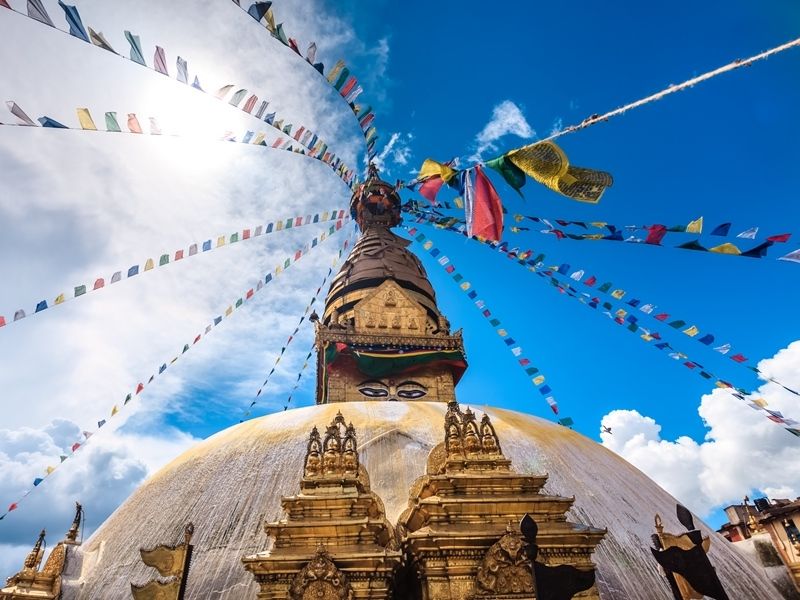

{"left": 23, "top": 529, "right": 46, "bottom": 571}
{"left": 654, "top": 513, "right": 664, "bottom": 536}
{"left": 65, "top": 501, "right": 83, "bottom": 544}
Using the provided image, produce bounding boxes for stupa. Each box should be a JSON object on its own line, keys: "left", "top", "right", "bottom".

{"left": 2, "top": 167, "right": 786, "bottom": 599}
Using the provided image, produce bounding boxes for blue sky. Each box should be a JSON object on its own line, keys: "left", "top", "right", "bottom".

{"left": 1, "top": 0, "right": 800, "bottom": 563}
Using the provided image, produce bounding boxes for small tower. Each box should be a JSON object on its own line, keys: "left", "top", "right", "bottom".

{"left": 316, "top": 166, "right": 466, "bottom": 404}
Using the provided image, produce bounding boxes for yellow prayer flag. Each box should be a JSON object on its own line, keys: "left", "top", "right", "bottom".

{"left": 46, "top": 466, "right": 55, "bottom": 475}
{"left": 217, "top": 236, "right": 226, "bottom": 247}
{"left": 276, "top": 220, "right": 283, "bottom": 231}
{"left": 460, "top": 282, "right": 470, "bottom": 290}
{"left": 454, "top": 197, "right": 464, "bottom": 209}
{"left": 506, "top": 141, "right": 613, "bottom": 203}
{"left": 77, "top": 108, "right": 97, "bottom": 131}
{"left": 417, "top": 158, "right": 457, "bottom": 183}
{"left": 611, "top": 289, "right": 626, "bottom": 299}
{"left": 514, "top": 214, "right": 524, "bottom": 222}
{"left": 590, "top": 222, "right": 607, "bottom": 228}
{"left": 54, "top": 293, "right": 65, "bottom": 305}
{"left": 615, "top": 309, "right": 627, "bottom": 318}
{"left": 641, "top": 333, "right": 654, "bottom": 342}
{"left": 225, "top": 306, "right": 233, "bottom": 316}
{"left": 752, "top": 398, "right": 768, "bottom": 407}
{"left": 144, "top": 258, "right": 154, "bottom": 271}
{"left": 423, "top": 240, "right": 433, "bottom": 250}
{"left": 252, "top": 132, "right": 266, "bottom": 145}
{"left": 686, "top": 217, "right": 703, "bottom": 233}
{"left": 111, "top": 405, "right": 119, "bottom": 416}
{"left": 682, "top": 325, "right": 700, "bottom": 337}
{"left": 709, "top": 242, "right": 741, "bottom": 255}
{"left": 497, "top": 329, "right": 508, "bottom": 337}
{"left": 533, "top": 375, "right": 545, "bottom": 385}
{"left": 584, "top": 234, "right": 604, "bottom": 240}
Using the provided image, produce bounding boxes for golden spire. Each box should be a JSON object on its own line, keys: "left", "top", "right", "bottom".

{"left": 64, "top": 502, "right": 83, "bottom": 544}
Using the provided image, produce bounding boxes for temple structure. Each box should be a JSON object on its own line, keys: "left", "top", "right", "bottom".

{"left": 1, "top": 167, "right": 789, "bottom": 598}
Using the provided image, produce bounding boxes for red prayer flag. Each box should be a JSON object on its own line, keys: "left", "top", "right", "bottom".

{"left": 0, "top": 316, "right": 5, "bottom": 327}
{"left": 243, "top": 229, "right": 251, "bottom": 239}
{"left": 175, "top": 249, "right": 184, "bottom": 260}
{"left": 519, "top": 358, "right": 531, "bottom": 366}
{"left": 246, "top": 289, "right": 254, "bottom": 299}
{"left": 419, "top": 176, "right": 444, "bottom": 204}
{"left": 71, "top": 443, "right": 81, "bottom": 452}
{"left": 584, "top": 275, "right": 597, "bottom": 286}
{"left": 8, "top": 503, "right": 18, "bottom": 512}
{"left": 135, "top": 382, "right": 144, "bottom": 394}
{"left": 654, "top": 313, "right": 669, "bottom": 321}
{"left": 193, "top": 334, "right": 201, "bottom": 344}
{"left": 0, "top": 1, "right": 10, "bottom": 9}
{"left": 93, "top": 278, "right": 104, "bottom": 290}
{"left": 472, "top": 165, "right": 504, "bottom": 242}
{"left": 645, "top": 224, "right": 668, "bottom": 245}
{"left": 340, "top": 76, "right": 357, "bottom": 97}
{"left": 730, "top": 353, "right": 747, "bottom": 363}
{"left": 767, "top": 233, "right": 791, "bottom": 242}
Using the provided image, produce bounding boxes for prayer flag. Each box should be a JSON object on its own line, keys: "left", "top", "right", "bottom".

{"left": 737, "top": 227, "right": 758, "bottom": 239}
{"left": 230, "top": 88, "right": 248, "bottom": 106}
{"left": 683, "top": 325, "right": 700, "bottom": 337}
{"left": 127, "top": 114, "right": 142, "bottom": 133}
{"left": 88, "top": 28, "right": 115, "bottom": 53}
{"left": 506, "top": 141, "right": 612, "bottom": 203}
{"left": 159, "top": 254, "right": 169, "bottom": 266}
{"left": 176, "top": 57, "right": 189, "bottom": 84}
{"left": 559, "top": 417, "right": 574, "bottom": 427}
{"left": 778, "top": 249, "right": 800, "bottom": 263}
{"left": 124, "top": 31, "right": 146, "bottom": 65}
{"left": 28, "top": 0, "right": 54, "bottom": 26}
{"left": 486, "top": 155, "right": 525, "bottom": 196}
{"left": 35, "top": 300, "right": 47, "bottom": 313}
{"left": 711, "top": 223, "right": 731, "bottom": 236}
{"left": 698, "top": 334, "right": 714, "bottom": 345}
{"left": 741, "top": 241, "right": 773, "bottom": 258}
{"left": 33, "top": 478, "right": 43, "bottom": 486}
{"left": 74, "top": 285, "right": 86, "bottom": 297}
{"left": 247, "top": 2, "right": 273, "bottom": 22}
{"left": 471, "top": 165, "right": 503, "bottom": 242}
{"left": 105, "top": 112, "right": 121, "bottom": 132}
{"left": 149, "top": 117, "right": 161, "bottom": 135}
{"left": 154, "top": 46, "right": 168, "bottom": 75}
{"left": 714, "top": 343, "right": 731, "bottom": 354}
{"left": 611, "top": 289, "right": 626, "bottom": 299}
{"left": 93, "top": 278, "right": 104, "bottom": 290}
{"left": 58, "top": 1, "right": 89, "bottom": 42}
{"left": 584, "top": 275, "right": 597, "bottom": 287}
{"left": 645, "top": 224, "right": 667, "bottom": 245}
{"left": 730, "top": 353, "right": 747, "bottom": 363}
{"left": 710, "top": 242, "right": 741, "bottom": 255}
{"left": 128, "top": 265, "right": 139, "bottom": 277}
{"left": 38, "top": 116, "right": 67, "bottom": 128}
{"left": 144, "top": 258, "right": 154, "bottom": 271}
{"left": 767, "top": 233, "right": 791, "bottom": 243}
{"left": 76, "top": 108, "right": 97, "bottom": 130}
{"left": 6, "top": 101, "right": 36, "bottom": 126}
{"left": 54, "top": 293, "right": 65, "bottom": 304}
{"left": 419, "top": 176, "right": 445, "bottom": 204}
{"left": 686, "top": 217, "right": 703, "bottom": 233}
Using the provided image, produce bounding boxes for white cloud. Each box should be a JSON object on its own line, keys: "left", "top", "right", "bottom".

{"left": 549, "top": 117, "right": 563, "bottom": 137}
{"left": 0, "top": 0, "right": 362, "bottom": 570}
{"left": 470, "top": 100, "right": 535, "bottom": 161}
{"left": 601, "top": 340, "right": 800, "bottom": 517}
{"left": 372, "top": 131, "right": 413, "bottom": 175}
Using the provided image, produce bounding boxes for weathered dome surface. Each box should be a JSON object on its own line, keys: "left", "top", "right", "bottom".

{"left": 63, "top": 402, "right": 781, "bottom": 599}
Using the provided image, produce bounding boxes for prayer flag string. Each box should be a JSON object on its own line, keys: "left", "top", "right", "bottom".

{"left": 1, "top": 102, "right": 355, "bottom": 188}
{"left": 406, "top": 205, "right": 800, "bottom": 395}
{"left": 240, "top": 224, "right": 355, "bottom": 421}
{"left": 0, "top": 208, "right": 347, "bottom": 331}
{"left": 0, "top": 218, "right": 349, "bottom": 523}
{"left": 408, "top": 216, "right": 800, "bottom": 438}
{"left": 0, "top": 3, "right": 357, "bottom": 185}
{"left": 227, "top": 0, "right": 380, "bottom": 161}
{"left": 403, "top": 226, "right": 571, "bottom": 426}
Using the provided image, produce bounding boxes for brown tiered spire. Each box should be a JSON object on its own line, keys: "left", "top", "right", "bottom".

{"left": 315, "top": 167, "right": 467, "bottom": 405}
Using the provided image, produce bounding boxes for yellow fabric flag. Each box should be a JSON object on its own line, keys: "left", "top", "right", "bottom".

{"left": 276, "top": 220, "right": 283, "bottom": 231}
{"left": 584, "top": 234, "right": 604, "bottom": 240}
{"left": 615, "top": 309, "right": 627, "bottom": 318}
{"left": 454, "top": 197, "right": 464, "bottom": 209}
{"left": 460, "top": 282, "right": 470, "bottom": 290}
{"left": 533, "top": 375, "right": 546, "bottom": 386}
{"left": 327, "top": 60, "right": 346, "bottom": 84}
{"left": 514, "top": 213, "right": 524, "bottom": 222}
{"left": 54, "top": 294, "right": 65, "bottom": 305}
{"left": 252, "top": 132, "right": 266, "bottom": 145}
{"left": 144, "top": 258, "right": 154, "bottom": 271}
{"left": 417, "top": 158, "right": 457, "bottom": 183}
{"left": 611, "top": 289, "right": 626, "bottom": 299}
{"left": 225, "top": 306, "right": 233, "bottom": 316}
{"left": 682, "top": 325, "right": 700, "bottom": 337}
{"left": 710, "top": 242, "right": 741, "bottom": 255}
{"left": 686, "top": 217, "right": 703, "bottom": 233}
{"left": 641, "top": 333, "right": 655, "bottom": 342}
{"left": 497, "top": 329, "right": 508, "bottom": 337}
{"left": 506, "top": 141, "right": 613, "bottom": 203}
{"left": 752, "top": 398, "right": 768, "bottom": 407}
{"left": 217, "top": 236, "right": 225, "bottom": 247}
{"left": 590, "top": 222, "right": 607, "bottom": 228}
{"left": 46, "top": 466, "right": 55, "bottom": 475}
{"left": 111, "top": 405, "right": 119, "bottom": 416}
{"left": 77, "top": 108, "right": 97, "bottom": 131}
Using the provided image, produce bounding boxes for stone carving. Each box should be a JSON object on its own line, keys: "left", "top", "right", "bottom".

{"left": 289, "top": 548, "right": 353, "bottom": 600}
{"left": 475, "top": 532, "right": 535, "bottom": 596}
{"left": 385, "top": 290, "right": 397, "bottom": 307}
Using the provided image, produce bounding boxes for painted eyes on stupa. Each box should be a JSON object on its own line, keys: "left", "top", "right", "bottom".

{"left": 358, "top": 386, "right": 389, "bottom": 398}
{"left": 356, "top": 380, "right": 428, "bottom": 400}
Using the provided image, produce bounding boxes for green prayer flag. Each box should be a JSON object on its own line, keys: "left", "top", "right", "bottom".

{"left": 159, "top": 254, "right": 169, "bottom": 266}
{"left": 486, "top": 155, "right": 526, "bottom": 196}
{"left": 105, "top": 112, "right": 121, "bottom": 132}
{"left": 74, "top": 285, "right": 86, "bottom": 297}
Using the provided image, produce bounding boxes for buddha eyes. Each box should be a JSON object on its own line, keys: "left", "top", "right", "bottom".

{"left": 358, "top": 387, "right": 388, "bottom": 397}
{"left": 397, "top": 389, "right": 426, "bottom": 399}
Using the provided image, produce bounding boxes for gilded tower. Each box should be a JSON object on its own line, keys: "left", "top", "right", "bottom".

{"left": 315, "top": 164, "right": 466, "bottom": 405}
